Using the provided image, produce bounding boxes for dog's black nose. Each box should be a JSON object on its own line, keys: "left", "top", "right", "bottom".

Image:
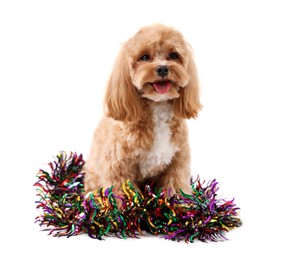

{"left": 156, "top": 65, "right": 169, "bottom": 77}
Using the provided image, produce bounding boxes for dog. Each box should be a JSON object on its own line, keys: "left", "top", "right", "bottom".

{"left": 84, "top": 24, "right": 202, "bottom": 200}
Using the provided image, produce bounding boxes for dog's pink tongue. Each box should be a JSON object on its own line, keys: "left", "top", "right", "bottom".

{"left": 153, "top": 81, "right": 171, "bottom": 94}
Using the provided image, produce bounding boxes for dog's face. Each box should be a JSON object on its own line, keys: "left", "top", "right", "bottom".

{"left": 128, "top": 25, "right": 190, "bottom": 102}
{"left": 105, "top": 24, "right": 202, "bottom": 121}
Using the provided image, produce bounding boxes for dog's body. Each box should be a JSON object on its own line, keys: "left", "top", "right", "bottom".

{"left": 84, "top": 24, "right": 201, "bottom": 196}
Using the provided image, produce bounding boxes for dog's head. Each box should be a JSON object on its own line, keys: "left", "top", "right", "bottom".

{"left": 105, "top": 24, "right": 202, "bottom": 121}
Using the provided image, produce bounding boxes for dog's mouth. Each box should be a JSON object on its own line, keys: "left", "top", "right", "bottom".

{"left": 150, "top": 80, "right": 171, "bottom": 94}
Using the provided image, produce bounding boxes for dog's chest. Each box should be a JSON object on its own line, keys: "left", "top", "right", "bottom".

{"left": 139, "top": 103, "right": 179, "bottom": 177}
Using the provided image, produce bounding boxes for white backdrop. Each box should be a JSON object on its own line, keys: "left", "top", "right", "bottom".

{"left": 1, "top": 0, "right": 280, "bottom": 259}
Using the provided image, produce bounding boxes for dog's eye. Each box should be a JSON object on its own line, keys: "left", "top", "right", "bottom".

{"left": 140, "top": 55, "right": 150, "bottom": 61}
{"left": 169, "top": 52, "right": 179, "bottom": 60}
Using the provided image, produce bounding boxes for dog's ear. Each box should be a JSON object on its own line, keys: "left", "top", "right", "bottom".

{"left": 104, "top": 45, "right": 142, "bottom": 122}
{"left": 173, "top": 50, "right": 202, "bottom": 119}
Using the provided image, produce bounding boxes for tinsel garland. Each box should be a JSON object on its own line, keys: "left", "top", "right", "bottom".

{"left": 34, "top": 152, "right": 241, "bottom": 242}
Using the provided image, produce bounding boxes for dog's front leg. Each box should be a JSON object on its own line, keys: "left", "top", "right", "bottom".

{"left": 103, "top": 161, "right": 139, "bottom": 208}
{"left": 158, "top": 146, "right": 192, "bottom": 195}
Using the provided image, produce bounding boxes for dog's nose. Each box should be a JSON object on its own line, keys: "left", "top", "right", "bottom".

{"left": 156, "top": 65, "right": 169, "bottom": 77}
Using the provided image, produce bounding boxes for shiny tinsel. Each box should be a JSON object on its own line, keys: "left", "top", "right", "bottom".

{"left": 35, "top": 152, "right": 241, "bottom": 242}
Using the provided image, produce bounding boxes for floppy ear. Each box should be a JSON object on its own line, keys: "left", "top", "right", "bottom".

{"left": 173, "top": 52, "right": 202, "bottom": 119}
{"left": 104, "top": 46, "right": 142, "bottom": 122}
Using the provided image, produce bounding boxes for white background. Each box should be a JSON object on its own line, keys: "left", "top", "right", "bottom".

{"left": 1, "top": 0, "right": 280, "bottom": 259}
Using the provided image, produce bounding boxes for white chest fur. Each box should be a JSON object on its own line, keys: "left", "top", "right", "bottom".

{"left": 139, "top": 103, "right": 179, "bottom": 177}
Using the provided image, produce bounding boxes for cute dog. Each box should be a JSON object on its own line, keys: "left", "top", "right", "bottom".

{"left": 84, "top": 24, "right": 202, "bottom": 200}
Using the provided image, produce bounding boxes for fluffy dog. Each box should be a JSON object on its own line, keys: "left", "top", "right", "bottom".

{"left": 84, "top": 24, "right": 202, "bottom": 198}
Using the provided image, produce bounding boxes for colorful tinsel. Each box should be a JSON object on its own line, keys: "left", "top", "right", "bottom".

{"left": 34, "top": 152, "right": 241, "bottom": 242}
